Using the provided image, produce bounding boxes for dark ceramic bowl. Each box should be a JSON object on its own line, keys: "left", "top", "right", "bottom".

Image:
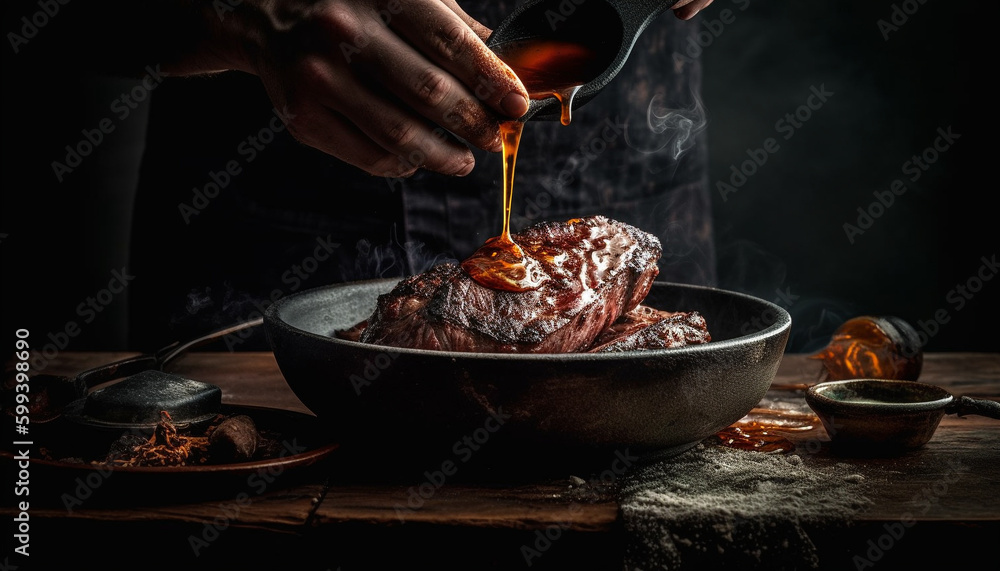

{"left": 806, "top": 379, "right": 954, "bottom": 453}
{"left": 263, "top": 279, "right": 791, "bottom": 473}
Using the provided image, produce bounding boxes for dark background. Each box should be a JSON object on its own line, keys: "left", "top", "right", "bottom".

{"left": 2, "top": 0, "right": 996, "bottom": 357}
{"left": 699, "top": 0, "right": 994, "bottom": 353}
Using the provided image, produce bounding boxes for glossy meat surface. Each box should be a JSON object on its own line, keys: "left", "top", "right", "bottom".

{"left": 358, "top": 216, "right": 661, "bottom": 353}
{"left": 587, "top": 305, "right": 711, "bottom": 353}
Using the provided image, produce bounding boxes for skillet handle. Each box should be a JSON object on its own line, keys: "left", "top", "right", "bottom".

{"left": 946, "top": 396, "right": 1000, "bottom": 419}
{"left": 607, "top": 0, "right": 679, "bottom": 26}
{"left": 74, "top": 318, "right": 264, "bottom": 388}
{"left": 75, "top": 354, "right": 160, "bottom": 389}
{"left": 155, "top": 317, "right": 264, "bottom": 369}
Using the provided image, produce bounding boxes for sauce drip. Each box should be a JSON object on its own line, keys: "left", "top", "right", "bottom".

{"left": 461, "top": 39, "right": 603, "bottom": 291}
{"left": 712, "top": 423, "right": 796, "bottom": 454}
{"left": 712, "top": 405, "right": 818, "bottom": 454}
{"left": 460, "top": 120, "right": 548, "bottom": 292}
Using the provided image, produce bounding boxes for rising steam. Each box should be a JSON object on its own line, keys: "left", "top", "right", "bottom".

{"left": 625, "top": 90, "right": 708, "bottom": 160}
{"left": 350, "top": 226, "right": 457, "bottom": 280}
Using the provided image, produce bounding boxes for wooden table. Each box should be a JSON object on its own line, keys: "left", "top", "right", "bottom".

{"left": 3, "top": 352, "right": 998, "bottom": 570}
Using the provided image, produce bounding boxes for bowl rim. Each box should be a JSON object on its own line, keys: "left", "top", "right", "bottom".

{"left": 265, "top": 278, "right": 792, "bottom": 360}
{"left": 806, "top": 379, "right": 954, "bottom": 414}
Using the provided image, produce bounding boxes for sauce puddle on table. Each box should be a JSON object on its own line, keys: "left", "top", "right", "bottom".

{"left": 461, "top": 39, "right": 603, "bottom": 292}
{"left": 712, "top": 407, "right": 819, "bottom": 454}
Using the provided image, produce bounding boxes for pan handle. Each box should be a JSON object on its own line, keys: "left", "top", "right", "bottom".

{"left": 155, "top": 317, "right": 264, "bottom": 369}
{"left": 74, "top": 318, "right": 264, "bottom": 388}
{"left": 946, "top": 396, "right": 1000, "bottom": 419}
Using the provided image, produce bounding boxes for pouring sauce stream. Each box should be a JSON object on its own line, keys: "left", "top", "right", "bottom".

{"left": 461, "top": 39, "right": 602, "bottom": 292}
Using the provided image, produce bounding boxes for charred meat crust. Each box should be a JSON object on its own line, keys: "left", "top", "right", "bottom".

{"left": 588, "top": 305, "right": 711, "bottom": 353}
{"left": 357, "top": 216, "right": 709, "bottom": 353}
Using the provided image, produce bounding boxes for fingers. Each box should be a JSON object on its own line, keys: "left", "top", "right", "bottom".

{"left": 253, "top": 0, "right": 531, "bottom": 177}
{"left": 439, "top": 0, "right": 492, "bottom": 42}
{"left": 322, "top": 67, "right": 477, "bottom": 176}
{"left": 287, "top": 101, "right": 421, "bottom": 178}
{"left": 671, "top": 0, "right": 715, "bottom": 20}
{"left": 349, "top": 28, "right": 505, "bottom": 152}
{"left": 387, "top": 1, "right": 529, "bottom": 120}
{"left": 278, "top": 55, "right": 476, "bottom": 177}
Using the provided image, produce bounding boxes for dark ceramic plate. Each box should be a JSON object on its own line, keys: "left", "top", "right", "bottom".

{"left": 263, "top": 280, "right": 791, "bottom": 475}
{"left": 0, "top": 405, "right": 338, "bottom": 505}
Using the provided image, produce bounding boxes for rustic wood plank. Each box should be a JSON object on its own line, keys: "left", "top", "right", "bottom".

{"left": 778, "top": 424, "right": 1000, "bottom": 522}
{"left": 2, "top": 483, "right": 328, "bottom": 532}
{"left": 314, "top": 482, "right": 619, "bottom": 531}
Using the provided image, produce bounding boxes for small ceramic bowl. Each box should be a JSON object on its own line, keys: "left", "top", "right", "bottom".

{"left": 806, "top": 379, "right": 957, "bottom": 454}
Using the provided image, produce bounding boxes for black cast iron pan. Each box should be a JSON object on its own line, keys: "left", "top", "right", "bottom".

{"left": 263, "top": 279, "right": 791, "bottom": 480}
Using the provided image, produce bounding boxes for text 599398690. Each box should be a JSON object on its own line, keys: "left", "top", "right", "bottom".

{"left": 12, "top": 328, "right": 32, "bottom": 558}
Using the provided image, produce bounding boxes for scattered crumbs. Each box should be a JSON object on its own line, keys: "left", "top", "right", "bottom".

{"left": 564, "top": 474, "right": 615, "bottom": 503}
{"left": 619, "top": 443, "right": 873, "bottom": 570}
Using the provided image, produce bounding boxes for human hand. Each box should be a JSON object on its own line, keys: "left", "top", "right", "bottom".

{"left": 670, "top": 0, "right": 715, "bottom": 20}
{"left": 216, "top": 0, "right": 530, "bottom": 178}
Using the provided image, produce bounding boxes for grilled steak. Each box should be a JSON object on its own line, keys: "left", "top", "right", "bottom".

{"left": 334, "top": 320, "right": 368, "bottom": 342}
{"left": 587, "top": 305, "right": 711, "bottom": 353}
{"left": 358, "top": 216, "right": 662, "bottom": 353}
